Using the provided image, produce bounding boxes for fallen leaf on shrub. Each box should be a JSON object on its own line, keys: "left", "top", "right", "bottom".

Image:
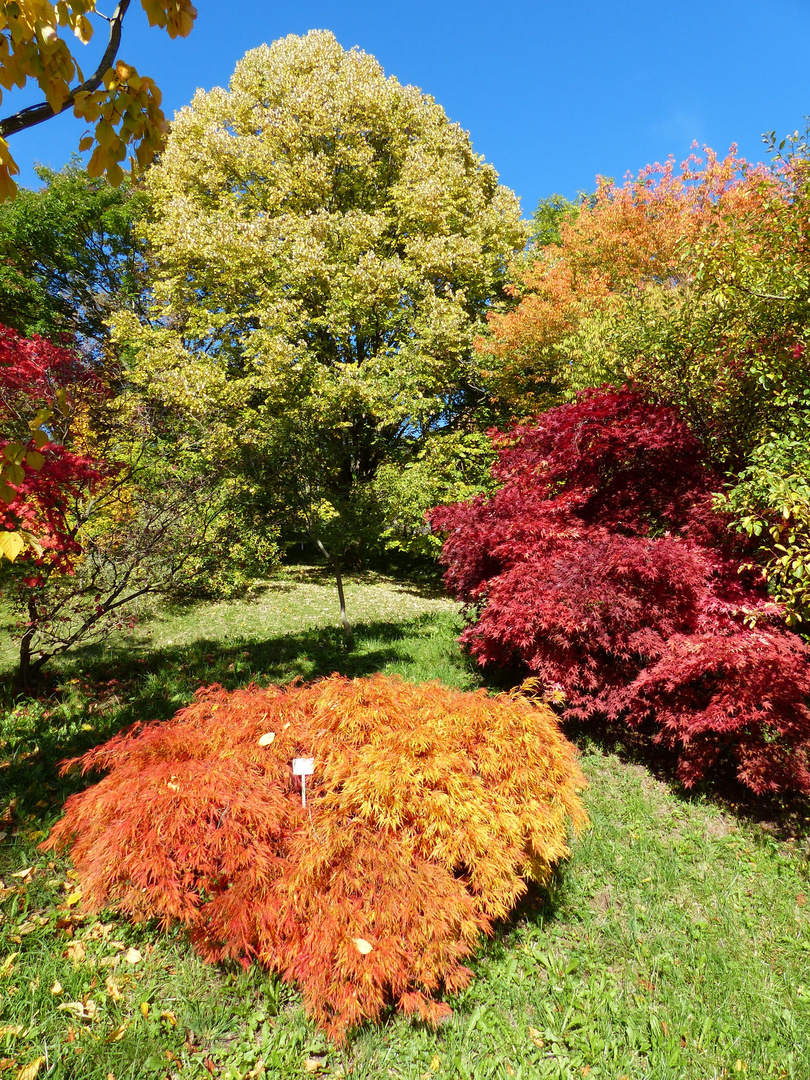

{"left": 15, "top": 1059, "right": 44, "bottom": 1080}
{"left": 50, "top": 981, "right": 63, "bottom": 995}
{"left": 123, "top": 948, "right": 142, "bottom": 965}
{"left": 258, "top": 732, "right": 276, "bottom": 746}
{"left": 353, "top": 938, "right": 372, "bottom": 955}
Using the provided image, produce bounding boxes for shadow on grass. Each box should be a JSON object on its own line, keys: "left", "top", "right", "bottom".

{"left": 0, "top": 611, "right": 477, "bottom": 822}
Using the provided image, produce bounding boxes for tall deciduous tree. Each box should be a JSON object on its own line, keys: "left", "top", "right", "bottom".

{"left": 116, "top": 30, "right": 526, "bottom": 626}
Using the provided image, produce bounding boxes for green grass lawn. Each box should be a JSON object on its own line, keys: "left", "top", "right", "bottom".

{"left": 1, "top": 568, "right": 808, "bottom": 1079}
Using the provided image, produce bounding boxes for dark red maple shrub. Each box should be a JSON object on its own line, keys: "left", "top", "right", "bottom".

{"left": 429, "top": 386, "right": 810, "bottom": 795}
{"left": 41, "top": 674, "right": 587, "bottom": 1042}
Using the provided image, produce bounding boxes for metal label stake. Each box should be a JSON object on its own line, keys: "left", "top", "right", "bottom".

{"left": 292, "top": 757, "right": 314, "bottom": 807}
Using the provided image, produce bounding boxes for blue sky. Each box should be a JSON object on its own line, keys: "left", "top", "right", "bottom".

{"left": 5, "top": 0, "right": 810, "bottom": 217}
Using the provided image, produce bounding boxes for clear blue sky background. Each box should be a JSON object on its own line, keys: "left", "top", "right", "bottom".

{"left": 5, "top": 0, "right": 810, "bottom": 216}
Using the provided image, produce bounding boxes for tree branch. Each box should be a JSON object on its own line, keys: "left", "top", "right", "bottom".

{"left": 0, "top": 0, "right": 132, "bottom": 140}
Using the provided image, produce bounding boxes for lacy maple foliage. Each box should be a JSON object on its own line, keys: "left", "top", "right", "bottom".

{"left": 42, "top": 673, "right": 587, "bottom": 1041}
{"left": 430, "top": 387, "right": 810, "bottom": 795}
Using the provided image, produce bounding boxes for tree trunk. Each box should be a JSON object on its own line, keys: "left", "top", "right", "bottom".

{"left": 315, "top": 538, "right": 354, "bottom": 649}
{"left": 18, "top": 595, "right": 38, "bottom": 688}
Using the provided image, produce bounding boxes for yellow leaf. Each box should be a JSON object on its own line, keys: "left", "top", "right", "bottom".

{"left": 50, "top": 980, "right": 63, "bottom": 995}
{"left": 258, "top": 731, "right": 276, "bottom": 746}
{"left": 24, "top": 450, "right": 45, "bottom": 471}
{"left": 139, "top": 1001, "right": 149, "bottom": 1018}
{"left": 353, "top": 937, "right": 373, "bottom": 955}
{"left": 15, "top": 1058, "right": 45, "bottom": 1080}
{"left": 0, "top": 952, "right": 19, "bottom": 977}
{"left": 105, "top": 977, "right": 122, "bottom": 1001}
{"left": 123, "top": 947, "right": 142, "bottom": 964}
{"left": 0, "top": 532, "right": 25, "bottom": 562}
{"left": 0, "top": 1024, "right": 22, "bottom": 1036}
{"left": 78, "top": 135, "right": 94, "bottom": 152}
{"left": 430, "top": 1055, "right": 441, "bottom": 1073}
{"left": 10, "top": 867, "right": 33, "bottom": 880}
{"left": 65, "top": 890, "right": 82, "bottom": 907}
{"left": 160, "top": 1010, "right": 178, "bottom": 1026}
{"left": 105, "top": 1023, "right": 128, "bottom": 1042}
{"left": 528, "top": 1026, "right": 544, "bottom": 1048}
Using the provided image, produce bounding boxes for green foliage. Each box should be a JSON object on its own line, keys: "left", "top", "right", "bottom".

{"left": 374, "top": 431, "right": 496, "bottom": 558}
{"left": 718, "top": 424, "right": 810, "bottom": 625}
{"left": 0, "top": 161, "right": 147, "bottom": 350}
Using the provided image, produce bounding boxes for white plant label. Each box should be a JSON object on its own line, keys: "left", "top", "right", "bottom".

{"left": 292, "top": 758, "right": 315, "bottom": 806}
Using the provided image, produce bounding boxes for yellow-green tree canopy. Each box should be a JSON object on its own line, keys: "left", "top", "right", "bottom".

{"left": 118, "top": 30, "right": 526, "bottom": 561}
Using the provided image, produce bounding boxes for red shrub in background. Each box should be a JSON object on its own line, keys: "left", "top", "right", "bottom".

{"left": 42, "top": 674, "right": 587, "bottom": 1042}
{"left": 430, "top": 387, "right": 810, "bottom": 794}
{"left": 0, "top": 323, "right": 106, "bottom": 574}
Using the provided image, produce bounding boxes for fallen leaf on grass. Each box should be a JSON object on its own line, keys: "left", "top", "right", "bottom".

{"left": 50, "top": 981, "right": 63, "bottom": 995}
{"left": 430, "top": 1056, "right": 441, "bottom": 1073}
{"left": 9, "top": 868, "right": 32, "bottom": 882}
{"left": 0, "top": 953, "right": 18, "bottom": 978}
{"left": 65, "top": 891, "right": 82, "bottom": 908}
{"left": 0, "top": 1027, "right": 22, "bottom": 1038}
{"left": 104, "top": 1024, "right": 128, "bottom": 1043}
{"left": 57, "top": 999, "right": 97, "bottom": 1021}
{"left": 15, "top": 1058, "right": 45, "bottom": 1080}
{"left": 304, "top": 1060, "right": 326, "bottom": 1074}
{"left": 160, "top": 1010, "right": 177, "bottom": 1027}
{"left": 64, "top": 941, "right": 86, "bottom": 963}
{"left": 104, "top": 978, "right": 122, "bottom": 1001}
{"left": 528, "top": 1026, "right": 544, "bottom": 1048}
{"left": 139, "top": 1002, "right": 149, "bottom": 1018}
{"left": 123, "top": 947, "right": 142, "bottom": 965}
{"left": 16, "top": 921, "right": 37, "bottom": 937}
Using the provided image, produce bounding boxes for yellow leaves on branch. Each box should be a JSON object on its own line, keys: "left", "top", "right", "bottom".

{"left": 42, "top": 674, "right": 587, "bottom": 1041}
{"left": 0, "top": 0, "right": 197, "bottom": 197}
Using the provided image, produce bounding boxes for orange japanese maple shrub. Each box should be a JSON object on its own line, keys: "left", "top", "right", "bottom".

{"left": 42, "top": 674, "right": 587, "bottom": 1041}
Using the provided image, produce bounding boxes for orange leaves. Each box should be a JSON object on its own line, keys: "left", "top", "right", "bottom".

{"left": 481, "top": 147, "right": 782, "bottom": 413}
{"left": 41, "top": 674, "right": 586, "bottom": 1041}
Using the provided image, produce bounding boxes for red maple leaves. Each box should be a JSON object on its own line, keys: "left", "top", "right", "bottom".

{"left": 430, "top": 387, "right": 810, "bottom": 794}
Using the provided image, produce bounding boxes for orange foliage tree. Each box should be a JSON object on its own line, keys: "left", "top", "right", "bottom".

{"left": 481, "top": 147, "right": 786, "bottom": 437}
{"left": 42, "top": 674, "right": 587, "bottom": 1041}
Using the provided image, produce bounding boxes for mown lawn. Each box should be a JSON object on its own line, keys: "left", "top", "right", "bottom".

{"left": 1, "top": 568, "right": 808, "bottom": 1079}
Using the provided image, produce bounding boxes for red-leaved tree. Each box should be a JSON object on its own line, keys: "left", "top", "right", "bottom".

{"left": 429, "top": 387, "right": 810, "bottom": 795}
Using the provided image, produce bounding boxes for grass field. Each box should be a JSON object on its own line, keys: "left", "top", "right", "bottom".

{"left": 1, "top": 568, "right": 809, "bottom": 1079}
